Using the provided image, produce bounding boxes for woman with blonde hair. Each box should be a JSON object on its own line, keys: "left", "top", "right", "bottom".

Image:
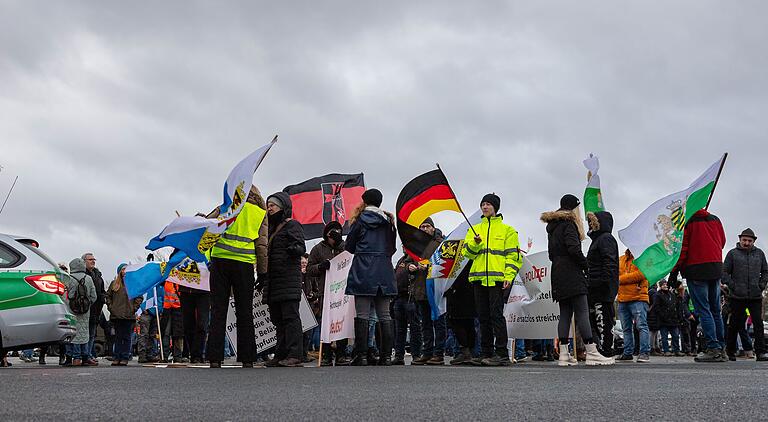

{"left": 344, "top": 189, "right": 398, "bottom": 366}
{"left": 541, "top": 194, "right": 613, "bottom": 366}
{"left": 106, "top": 264, "right": 143, "bottom": 366}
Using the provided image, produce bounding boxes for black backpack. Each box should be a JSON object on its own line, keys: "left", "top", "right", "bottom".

{"left": 68, "top": 275, "right": 92, "bottom": 315}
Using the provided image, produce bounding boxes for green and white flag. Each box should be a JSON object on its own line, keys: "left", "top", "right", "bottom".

{"left": 618, "top": 154, "right": 726, "bottom": 284}
{"left": 583, "top": 154, "right": 605, "bottom": 214}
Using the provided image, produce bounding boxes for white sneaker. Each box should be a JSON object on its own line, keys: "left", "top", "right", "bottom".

{"left": 558, "top": 345, "right": 577, "bottom": 366}
{"left": 585, "top": 343, "right": 615, "bottom": 366}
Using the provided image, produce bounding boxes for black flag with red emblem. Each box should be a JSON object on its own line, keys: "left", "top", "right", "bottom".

{"left": 283, "top": 173, "right": 366, "bottom": 240}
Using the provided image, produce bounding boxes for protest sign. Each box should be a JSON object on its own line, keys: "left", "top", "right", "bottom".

{"left": 226, "top": 289, "right": 317, "bottom": 354}
{"left": 320, "top": 251, "right": 356, "bottom": 343}
{"left": 504, "top": 251, "right": 560, "bottom": 339}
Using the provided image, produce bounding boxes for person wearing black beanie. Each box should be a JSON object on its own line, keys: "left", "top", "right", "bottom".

{"left": 305, "top": 221, "right": 349, "bottom": 366}
{"left": 362, "top": 189, "right": 383, "bottom": 208}
{"left": 345, "top": 188, "right": 398, "bottom": 366}
{"left": 460, "top": 193, "right": 522, "bottom": 366}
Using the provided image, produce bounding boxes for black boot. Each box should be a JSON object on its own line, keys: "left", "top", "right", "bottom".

{"left": 351, "top": 318, "right": 369, "bottom": 366}
{"left": 378, "top": 320, "right": 394, "bottom": 366}
{"left": 320, "top": 344, "right": 333, "bottom": 367}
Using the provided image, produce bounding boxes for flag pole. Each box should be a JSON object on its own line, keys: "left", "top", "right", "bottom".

{"left": 705, "top": 152, "right": 728, "bottom": 210}
{"left": 435, "top": 163, "right": 478, "bottom": 236}
{"left": 317, "top": 343, "right": 323, "bottom": 368}
{"left": 154, "top": 286, "right": 165, "bottom": 362}
{"left": 0, "top": 175, "right": 18, "bottom": 216}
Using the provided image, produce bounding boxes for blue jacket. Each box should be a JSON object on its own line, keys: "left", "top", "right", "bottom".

{"left": 344, "top": 208, "right": 397, "bottom": 297}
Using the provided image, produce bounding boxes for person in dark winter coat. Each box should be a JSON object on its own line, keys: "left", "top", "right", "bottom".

{"left": 264, "top": 191, "right": 306, "bottom": 367}
{"left": 392, "top": 253, "right": 422, "bottom": 365}
{"left": 670, "top": 209, "right": 726, "bottom": 362}
{"left": 345, "top": 188, "right": 397, "bottom": 366}
{"left": 306, "top": 221, "right": 350, "bottom": 366}
{"left": 585, "top": 211, "right": 619, "bottom": 357}
{"left": 407, "top": 217, "right": 447, "bottom": 366}
{"left": 653, "top": 280, "right": 682, "bottom": 355}
{"left": 647, "top": 285, "right": 661, "bottom": 355}
{"left": 541, "top": 194, "right": 613, "bottom": 366}
{"left": 82, "top": 253, "right": 105, "bottom": 365}
{"left": 723, "top": 228, "right": 768, "bottom": 361}
{"left": 445, "top": 265, "right": 478, "bottom": 365}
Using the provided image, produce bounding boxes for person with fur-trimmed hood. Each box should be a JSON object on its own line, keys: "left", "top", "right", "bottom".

{"left": 586, "top": 211, "right": 619, "bottom": 357}
{"left": 345, "top": 189, "right": 398, "bottom": 366}
{"left": 541, "top": 194, "right": 614, "bottom": 366}
{"left": 306, "top": 221, "right": 350, "bottom": 366}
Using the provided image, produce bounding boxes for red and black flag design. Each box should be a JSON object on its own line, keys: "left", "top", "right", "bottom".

{"left": 283, "top": 173, "right": 365, "bottom": 240}
{"left": 396, "top": 169, "right": 461, "bottom": 261}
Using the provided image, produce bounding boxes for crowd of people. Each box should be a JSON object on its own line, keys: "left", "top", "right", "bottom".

{"left": 2, "top": 188, "right": 767, "bottom": 368}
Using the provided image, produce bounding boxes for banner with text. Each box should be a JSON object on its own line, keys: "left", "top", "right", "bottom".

{"left": 320, "top": 251, "right": 356, "bottom": 343}
{"left": 226, "top": 289, "right": 318, "bottom": 354}
{"left": 504, "top": 251, "right": 560, "bottom": 339}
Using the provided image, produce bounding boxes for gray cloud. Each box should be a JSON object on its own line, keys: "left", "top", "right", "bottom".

{"left": 1, "top": 1, "right": 766, "bottom": 272}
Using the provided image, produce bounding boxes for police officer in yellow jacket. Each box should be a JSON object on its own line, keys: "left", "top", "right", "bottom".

{"left": 207, "top": 186, "right": 268, "bottom": 368}
{"left": 463, "top": 193, "right": 523, "bottom": 366}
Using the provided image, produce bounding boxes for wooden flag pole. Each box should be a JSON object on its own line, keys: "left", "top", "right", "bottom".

{"left": 153, "top": 286, "right": 165, "bottom": 361}
{"left": 435, "top": 163, "right": 478, "bottom": 236}
{"left": 317, "top": 343, "right": 323, "bottom": 368}
{"left": 705, "top": 152, "right": 728, "bottom": 210}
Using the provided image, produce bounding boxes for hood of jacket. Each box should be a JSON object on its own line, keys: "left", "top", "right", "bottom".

{"left": 541, "top": 209, "right": 586, "bottom": 240}
{"left": 359, "top": 206, "right": 391, "bottom": 228}
{"left": 69, "top": 258, "right": 86, "bottom": 274}
{"left": 267, "top": 191, "right": 293, "bottom": 224}
{"left": 587, "top": 211, "right": 614, "bottom": 239}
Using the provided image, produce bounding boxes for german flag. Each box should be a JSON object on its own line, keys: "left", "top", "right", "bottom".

{"left": 396, "top": 169, "right": 461, "bottom": 261}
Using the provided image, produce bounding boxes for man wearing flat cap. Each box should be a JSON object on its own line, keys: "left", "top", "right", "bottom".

{"left": 722, "top": 228, "right": 768, "bottom": 361}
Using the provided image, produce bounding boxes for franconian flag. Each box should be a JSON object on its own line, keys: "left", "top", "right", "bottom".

{"left": 426, "top": 210, "right": 482, "bottom": 320}
{"left": 618, "top": 154, "right": 726, "bottom": 285}
{"left": 583, "top": 154, "right": 605, "bottom": 214}
{"left": 146, "top": 137, "right": 277, "bottom": 262}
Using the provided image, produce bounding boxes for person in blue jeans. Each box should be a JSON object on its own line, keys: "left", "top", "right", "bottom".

{"left": 654, "top": 280, "right": 683, "bottom": 356}
{"left": 514, "top": 339, "right": 527, "bottom": 361}
{"left": 392, "top": 255, "right": 422, "bottom": 365}
{"left": 669, "top": 209, "right": 726, "bottom": 362}
{"left": 617, "top": 249, "right": 651, "bottom": 362}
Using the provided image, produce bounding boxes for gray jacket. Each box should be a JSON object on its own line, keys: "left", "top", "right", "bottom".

{"left": 65, "top": 258, "right": 98, "bottom": 344}
{"left": 722, "top": 244, "right": 768, "bottom": 301}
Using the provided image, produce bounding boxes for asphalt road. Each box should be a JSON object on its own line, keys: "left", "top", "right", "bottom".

{"left": 1, "top": 356, "right": 766, "bottom": 421}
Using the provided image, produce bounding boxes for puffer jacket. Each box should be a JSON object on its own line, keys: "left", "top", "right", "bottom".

{"left": 653, "top": 289, "right": 680, "bottom": 327}
{"left": 586, "top": 211, "right": 619, "bottom": 303}
{"left": 722, "top": 243, "right": 768, "bottom": 300}
{"left": 265, "top": 192, "right": 306, "bottom": 303}
{"left": 541, "top": 209, "right": 588, "bottom": 302}
{"left": 345, "top": 207, "right": 397, "bottom": 296}
{"left": 618, "top": 251, "right": 649, "bottom": 303}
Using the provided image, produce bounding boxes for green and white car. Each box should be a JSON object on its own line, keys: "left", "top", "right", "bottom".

{"left": 0, "top": 233, "right": 76, "bottom": 350}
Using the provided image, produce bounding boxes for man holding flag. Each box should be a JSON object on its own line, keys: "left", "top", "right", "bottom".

{"left": 669, "top": 209, "right": 726, "bottom": 362}
{"left": 462, "top": 194, "right": 523, "bottom": 366}
{"left": 207, "top": 186, "right": 269, "bottom": 368}
{"left": 619, "top": 154, "right": 728, "bottom": 363}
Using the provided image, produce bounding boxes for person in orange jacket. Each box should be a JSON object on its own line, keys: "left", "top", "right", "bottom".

{"left": 160, "top": 281, "right": 185, "bottom": 363}
{"left": 616, "top": 249, "right": 650, "bottom": 362}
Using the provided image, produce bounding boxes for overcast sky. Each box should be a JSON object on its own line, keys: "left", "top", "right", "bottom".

{"left": 1, "top": 1, "right": 766, "bottom": 275}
